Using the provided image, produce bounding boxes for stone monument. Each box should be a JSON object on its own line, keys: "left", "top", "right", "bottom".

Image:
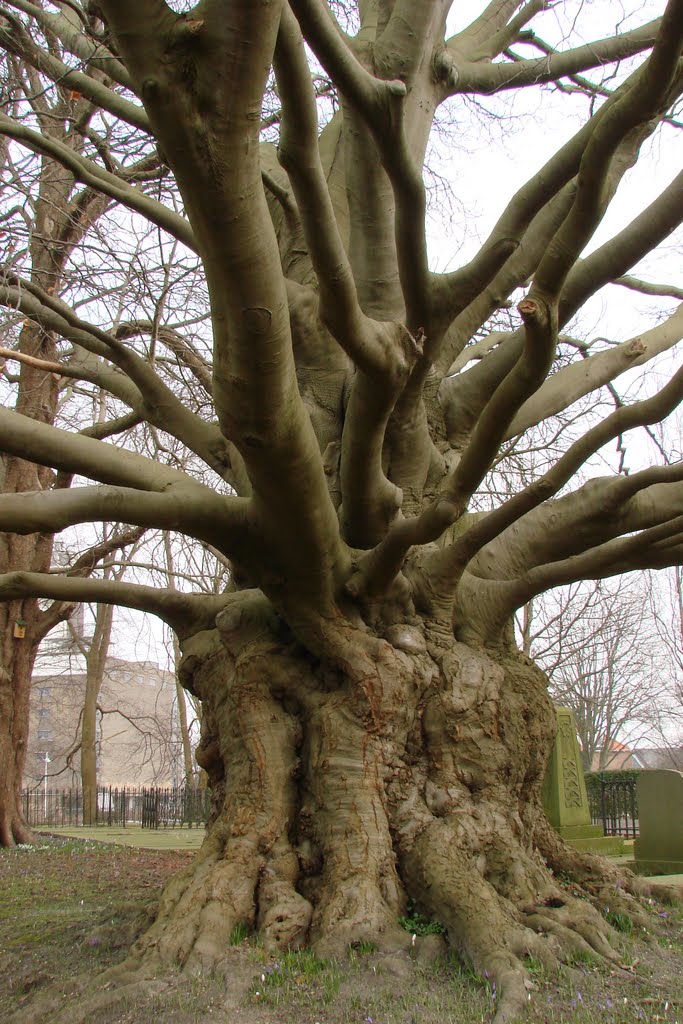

{"left": 633, "top": 769, "right": 683, "bottom": 875}
{"left": 542, "top": 706, "right": 624, "bottom": 855}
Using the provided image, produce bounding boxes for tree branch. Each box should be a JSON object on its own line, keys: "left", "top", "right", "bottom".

{"left": 0, "top": 277, "right": 235, "bottom": 480}
{"left": 349, "top": 295, "right": 558, "bottom": 595}
{"left": 425, "top": 364, "right": 683, "bottom": 602}
{"left": 0, "top": 483, "right": 250, "bottom": 557}
{"left": 3, "top": 0, "right": 132, "bottom": 88}
{"left": 290, "top": 0, "right": 430, "bottom": 334}
{"left": 31, "top": 526, "right": 148, "bottom": 643}
{"left": 0, "top": 21, "right": 151, "bottom": 132}
{"left": 446, "top": 19, "right": 662, "bottom": 96}
{"left": 0, "top": 571, "right": 230, "bottom": 638}
{"left": 507, "top": 304, "right": 683, "bottom": 439}
{"left": 273, "top": 6, "right": 374, "bottom": 368}
{"left": 506, "top": 513, "right": 683, "bottom": 611}
{"left": 614, "top": 275, "right": 683, "bottom": 301}
{"left": 0, "top": 406, "right": 190, "bottom": 492}
{"left": 560, "top": 167, "right": 683, "bottom": 322}
{"left": 532, "top": 2, "right": 683, "bottom": 301}
{"left": 100, "top": 0, "right": 349, "bottom": 614}
{"left": 0, "top": 114, "right": 195, "bottom": 249}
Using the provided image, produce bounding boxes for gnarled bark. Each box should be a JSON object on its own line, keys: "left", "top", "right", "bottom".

{"left": 107, "top": 599, "right": 653, "bottom": 1024}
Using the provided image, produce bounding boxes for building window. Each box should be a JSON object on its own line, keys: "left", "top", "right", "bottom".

{"left": 37, "top": 730, "right": 51, "bottom": 741}
{"left": 36, "top": 687, "right": 51, "bottom": 699}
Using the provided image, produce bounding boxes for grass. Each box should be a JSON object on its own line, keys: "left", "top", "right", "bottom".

{"left": 249, "top": 948, "right": 342, "bottom": 1008}
{"left": 1, "top": 836, "right": 194, "bottom": 1019}
{"left": 604, "top": 909, "right": 634, "bottom": 935}
{"left": 3, "top": 837, "right": 683, "bottom": 1024}
{"left": 229, "top": 921, "right": 250, "bottom": 946}
{"left": 398, "top": 901, "right": 445, "bottom": 937}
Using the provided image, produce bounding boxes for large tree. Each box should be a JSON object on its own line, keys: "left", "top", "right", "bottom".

{"left": 2, "top": 0, "right": 683, "bottom": 1018}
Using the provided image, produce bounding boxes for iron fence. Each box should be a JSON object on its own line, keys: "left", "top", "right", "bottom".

{"left": 22, "top": 785, "right": 210, "bottom": 829}
{"left": 587, "top": 776, "right": 639, "bottom": 838}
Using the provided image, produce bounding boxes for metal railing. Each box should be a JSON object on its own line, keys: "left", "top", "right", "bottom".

{"left": 22, "top": 785, "right": 210, "bottom": 829}
{"left": 587, "top": 776, "right": 639, "bottom": 838}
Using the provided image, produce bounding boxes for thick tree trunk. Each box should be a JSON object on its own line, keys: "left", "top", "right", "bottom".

{"left": 0, "top": 592, "right": 37, "bottom": 847}
{"left": 0, "top": 321, "right": 60, "bottom": 848}
{"left": 0, "top": 444, "right": 53, "bottom": 847}
{"left": 0, "top": 484, "right": 54, "bottom": 847}
{"left": 123, "top": 604, "right": 650, "bottom": 1020}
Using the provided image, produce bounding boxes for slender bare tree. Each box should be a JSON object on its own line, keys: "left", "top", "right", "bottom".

{"left": 0, "top": 19, "right": 157, "bottom": 844}
{"left": 519, "top": 578, "right": 670, "bottom": 770}
{"left": 2, "top": 1, "right": 683, "bottom": 1018}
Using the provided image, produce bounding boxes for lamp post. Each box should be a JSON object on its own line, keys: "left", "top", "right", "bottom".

{"left": 42, "top": 751, "right": 50, "bottom": 820}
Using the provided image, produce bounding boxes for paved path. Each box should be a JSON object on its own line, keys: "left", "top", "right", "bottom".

{"left": 39, "top": 826, "right": 205, "bottom": 851}
{"left": 35, "top": 830, "right": 683, "bottom": 884}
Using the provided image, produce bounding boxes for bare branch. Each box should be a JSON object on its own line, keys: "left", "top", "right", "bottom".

{"left": 274, "top": 7, "right": 372, "bottom": 366}
{"left": 532, "top": 3, "right": 683, "bottom": 301}
{"left": 3, "top": 0, "right": 133, "bottom": 88}
{"left": 614, "top": 275, "right": 683, "bottom": 301}
{"left": 426, "top": 364, "right": 683, "bottom": 602}
{"left": 0, "top": 483, "right": 249, "bottom": 557}
{"left": 447, "top": 18, "right": 662, "bottom": 96}
{"left": 0, "top": 114, "right": 195, "bottom": 249}
{"left": 349, "top": 295, "right": 558, "bottom": 596}
{"left": 0, "top": 571, "right": 230, "bottom": 637}
{"left": 0, "top": 21, "right": 151, "bottom": 132}
{"left": 508, "top": 305, "right": 683, "bottom": 439}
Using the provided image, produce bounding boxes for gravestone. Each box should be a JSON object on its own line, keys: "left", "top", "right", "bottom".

{"left": 634, "top": 769, "right": 683, "bottom": 875}
{"left": 542, "top": 706, "right": 624, "bottom": 855}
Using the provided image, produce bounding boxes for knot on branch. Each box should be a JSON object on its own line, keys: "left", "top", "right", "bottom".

{"left": 433, "top": 49, "right": 460, "bottom": 90}
{"left": 216, "top": 591, "right": 283, "bottom": 652}
{"left": 141, "top": 77, "right": 162, "bottom": 102}
{"left": 517, "top": 297, "right": 541, "bottom": 320}
{"left": 243, "top": 306, "right": 273, "bottom": 335}
{"left": 393, "top": 323, "right": 426, "bottom": 378}
{"left": 517, "top": 295, "right": 557, "bottom": 334}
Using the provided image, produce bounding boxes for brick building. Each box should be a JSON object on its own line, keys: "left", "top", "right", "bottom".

{"left": 27, "top": 656, "right": 182, "bottom": 789}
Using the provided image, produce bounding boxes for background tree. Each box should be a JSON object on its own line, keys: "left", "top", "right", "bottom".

{"left": 0, "top": 14, "right": 161, "bottom": 844}
{"left": 1, "top": 2, "right": 683, "bottom": 1020}
{"left": 518, "top": 578, "right": 671, "bottom": 771}
{"left": 65, "top": 532, "right": 144, "bottom": 824}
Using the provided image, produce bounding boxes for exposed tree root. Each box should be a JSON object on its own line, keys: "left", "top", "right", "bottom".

{"left": 12, "top": 818, "right": 679, "bottom": 1024}
{"left": 12, "top": 627, "right": 681, "bottom": 1024}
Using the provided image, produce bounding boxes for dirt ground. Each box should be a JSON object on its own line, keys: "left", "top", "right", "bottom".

{"left": 2, "top": 836, "right": 683, "bottom": 1024}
